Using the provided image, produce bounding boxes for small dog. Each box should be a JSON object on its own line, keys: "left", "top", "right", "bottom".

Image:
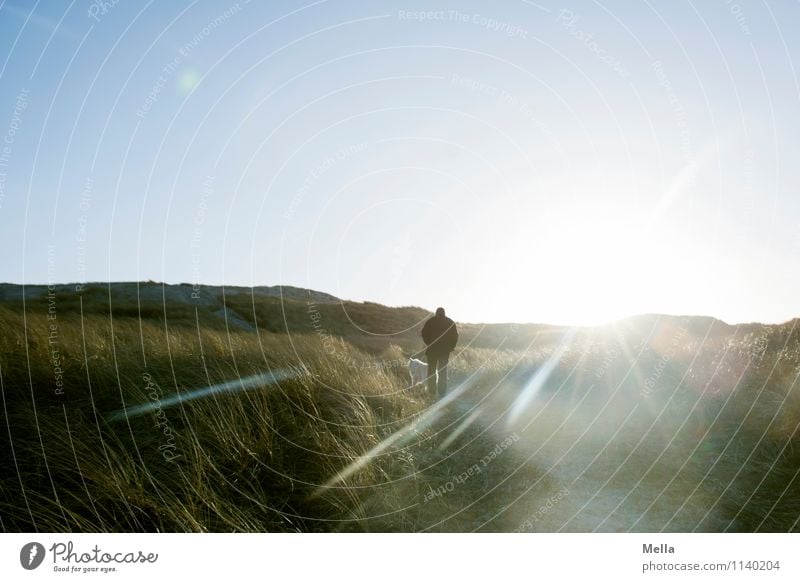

{"left": 408, "top": 357, "right": 428, "bottom": 389}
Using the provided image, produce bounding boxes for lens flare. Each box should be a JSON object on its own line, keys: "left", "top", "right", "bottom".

{"left": 507, "top": 328, "right": 577, "bottom": 428}
{"left": 108, "top": 369, "right": 296, "bottom": 421}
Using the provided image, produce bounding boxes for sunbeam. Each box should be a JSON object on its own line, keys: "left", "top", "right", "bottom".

{"left": 507, "top": 328, "right": 578, "bottom": 428}
{"left": 107, "top": 369, "right": 297, "bottom": 422}
{"left": 438, "top": 406, "right": 484, "bottom": 451}
{"left": 312, "top": 375, "right": 480, "bottom": 497}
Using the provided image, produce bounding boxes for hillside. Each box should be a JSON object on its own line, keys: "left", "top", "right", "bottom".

{"left": 1, "top": 282, "right": 799, "bottom": 532}
{"left": 0, "top": 281, "right": 567, "bottom": 355}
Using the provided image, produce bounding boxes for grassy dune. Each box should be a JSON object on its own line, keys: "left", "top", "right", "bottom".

{"left": 1, "top": 283, "right": 799, "bottom": 532}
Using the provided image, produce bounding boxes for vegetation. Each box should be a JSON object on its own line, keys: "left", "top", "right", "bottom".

{"left": 1, "top": 282, "right": 799, "bottom": 532}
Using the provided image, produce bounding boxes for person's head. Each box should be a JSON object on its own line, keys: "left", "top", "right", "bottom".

{"left": 435, "top": 307, "right": 445, "bottom": 317}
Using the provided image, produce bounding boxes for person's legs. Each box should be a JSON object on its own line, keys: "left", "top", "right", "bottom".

{"left": 426, "top": 353, "right": 439, "bottom": 394}
{"left": 437, "top": 352, "right": 449, "bottom": 399}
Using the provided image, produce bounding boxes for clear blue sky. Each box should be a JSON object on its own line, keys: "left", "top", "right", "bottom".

{"left": 1, "top": 0, "right": 799, "bottom": 325}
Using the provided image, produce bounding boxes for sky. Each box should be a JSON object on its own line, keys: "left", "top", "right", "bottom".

{"left": 1, "top": 0, "right": 799, "bottom": 326}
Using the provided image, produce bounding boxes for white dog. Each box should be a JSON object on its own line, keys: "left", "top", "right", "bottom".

{"left": 408, "top": 358, "right": 428, "bottom": 389}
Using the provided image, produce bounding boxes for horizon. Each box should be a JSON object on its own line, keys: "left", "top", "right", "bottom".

{"left": 0, "top": 278, "right": 790, "bottom": 328}
{"left": 2, "top": 1, "right": 800, "bottom": 326}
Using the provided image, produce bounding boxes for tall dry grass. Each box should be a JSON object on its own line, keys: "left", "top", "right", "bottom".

{"left": 0, "top": 302, "right": 431, "bottom": 532}
{"left": 2, "top": 291, "right": 800, "bottom": 532}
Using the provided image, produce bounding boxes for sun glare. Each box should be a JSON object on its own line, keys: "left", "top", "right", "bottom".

{"left": 499, "top": 206, "right": 678, "bottom": 326}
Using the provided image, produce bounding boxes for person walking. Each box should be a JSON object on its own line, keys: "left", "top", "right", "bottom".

{"left": 421, "top": 307, "right": 458, "bottom": 398}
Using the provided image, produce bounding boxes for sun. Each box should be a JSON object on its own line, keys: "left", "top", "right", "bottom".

{"left": 497, "top": 205, "right": 678, "bottom": 326}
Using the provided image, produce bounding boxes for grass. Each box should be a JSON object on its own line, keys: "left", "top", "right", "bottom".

{"left": 0, "top": 294, "right": 428, "bottom": 531}
{"left": 1, "top": 283, "right": 800, "bottom": 532}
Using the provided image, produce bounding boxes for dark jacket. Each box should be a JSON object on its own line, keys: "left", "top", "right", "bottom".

{"left": 421, "top": 314, "right": 458, "bottom": 355}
